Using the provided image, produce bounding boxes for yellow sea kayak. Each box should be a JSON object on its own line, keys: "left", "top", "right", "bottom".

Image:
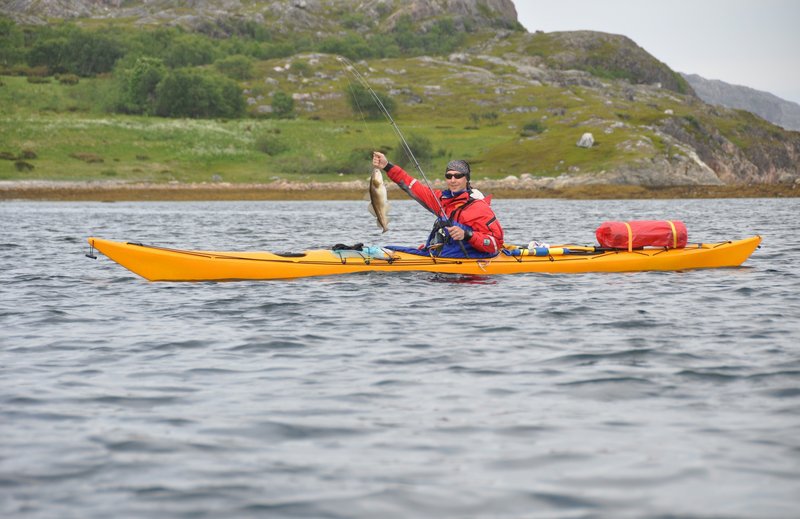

{"left": 87, "top": 236, "right": 762, "bottom": 282}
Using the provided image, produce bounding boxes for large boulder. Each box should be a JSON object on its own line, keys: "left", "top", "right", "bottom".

{"left": 576, "top": 132, "right": 594, "bottom": 148}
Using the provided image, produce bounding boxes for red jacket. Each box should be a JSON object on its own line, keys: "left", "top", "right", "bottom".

{"left": 385, "top": 164, "right": 504, "bottom": 254}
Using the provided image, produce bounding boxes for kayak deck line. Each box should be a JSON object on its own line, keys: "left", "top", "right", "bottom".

{"left": 123, "top": 239, "right": 475, "bottom": 267}
{"left": 128, "top": 240, "right": 611, "bottom": 266}
{"left": 87, "top": 235, "right": 762, "bottom": 282}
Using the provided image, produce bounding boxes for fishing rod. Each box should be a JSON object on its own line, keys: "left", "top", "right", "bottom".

{"left": 337, "top": 57, "right": 448, "bottom": 221}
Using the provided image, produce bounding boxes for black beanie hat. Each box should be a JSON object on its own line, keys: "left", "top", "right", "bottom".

{"left": 446, "top": 160, "right": 470, "bottom": 179}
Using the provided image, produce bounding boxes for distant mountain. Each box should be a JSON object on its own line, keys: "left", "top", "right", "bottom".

{"left": 682, "top": 73, "right": 800, "bottom": 132}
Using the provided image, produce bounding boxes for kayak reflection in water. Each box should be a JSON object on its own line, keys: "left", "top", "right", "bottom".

{"left": 372, "top": 151, "right": 504, "bottom": 258}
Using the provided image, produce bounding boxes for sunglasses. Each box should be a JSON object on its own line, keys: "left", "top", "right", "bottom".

{"left": 444, "top": 173, "right": 466, "bottom": 179}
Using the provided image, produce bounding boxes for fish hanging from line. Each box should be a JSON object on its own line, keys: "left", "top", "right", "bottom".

{"left": 368, "top": 168, "right": 390, "bottom": 233}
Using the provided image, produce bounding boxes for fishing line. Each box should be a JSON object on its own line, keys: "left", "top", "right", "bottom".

{"left": 338, "top": 57, "right": 471, "bottom": 258}
{"left": 337, "top": 56, "right": 448, "bottom": 220}
{"left": 341, "top": 63, "right": 377, "bottom": 157}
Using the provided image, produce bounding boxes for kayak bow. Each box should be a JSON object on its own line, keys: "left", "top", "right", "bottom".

{"left": 87, "top": 236, "right": 761, "bottom": 282}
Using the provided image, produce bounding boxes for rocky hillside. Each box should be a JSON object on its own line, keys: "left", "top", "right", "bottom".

{"left": 518, "top": 31, "right": 693, "bottom": 96}
{"left": 682, "top": 73, "right": 800, "bottom": 132}
{"left": 1, "top": 0, "right": 799, "bottom": 187}
{"left": 0, "top": 0, "right": 520, "bottom": 30}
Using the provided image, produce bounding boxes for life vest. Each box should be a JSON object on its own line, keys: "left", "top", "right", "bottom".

{"left": 424, "top": 198, "right": 487, "bottom": 258}
{"left": 384, "top": 164, "right": 503, "bottom": 258}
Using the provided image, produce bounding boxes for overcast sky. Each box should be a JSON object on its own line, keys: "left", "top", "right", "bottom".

{"left": 513, "top": 0, "right": 800, "bottom": 105}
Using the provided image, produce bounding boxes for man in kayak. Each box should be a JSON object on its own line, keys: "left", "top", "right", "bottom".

{"left": 372, "top": 151, "right": 504, "bottom": 258}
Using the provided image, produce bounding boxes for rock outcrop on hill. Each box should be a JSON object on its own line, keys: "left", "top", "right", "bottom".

{"left": 383, "top": 0, "right": 518, "bottom": 30}
{"left": 0, "top": 0, "right": 519, "bottom": 30}
{"left": 534, "top": 31, "right": 694, "bottom": 97}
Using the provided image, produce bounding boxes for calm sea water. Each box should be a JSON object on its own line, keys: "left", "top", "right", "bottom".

{"left": 1, "top": 198, "right": 799, "bottom": 518}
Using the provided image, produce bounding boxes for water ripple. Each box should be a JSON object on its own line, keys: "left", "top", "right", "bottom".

{"left": 1, "top": 198, "right": 798, "bottom": 518}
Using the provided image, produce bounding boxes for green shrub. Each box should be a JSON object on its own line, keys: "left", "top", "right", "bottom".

{"left": 521, "top": 120, "right": 546, "bottom": 136}
{"left": 69, "top": 152, "right": 104, "bottom": 163}
{"left": 255, "top": 41, "right": 301, "bottom": 60}
{"left": 395, "top": 133, "right": 434, "bottom": 170}
{"left": 14, "top": 161, "right": 34, "bottom": 172}
{"left": 341, "top": 13, "right": 367, "bottom": 30}
{"left": 683, "top": 114, "right": 702, "bottom": 131}
{"left": 116, "top": 57, "right": 166, "bottom": 114}
{"left": 56, "top": 73, "right": 80, "bottom": 85}
{"left": 289, "top": 61, "right": 310, "bottom": 77}
{"left": 26, "top": 76, "right": 50, "bottom": 84}
{"left": 390, "top": 17, "right": 465, "bottom": 55}
{"left": 254, "top": 133, "right": 288, "bottom": 156}
{"left": 164, "top": 35, "right": 218, "bottom": 68}
{"left": 0, "top": 17, "right": 25, "bottom": 66}
{"left": 155, "top": 68, "right": 245, "bottom": 118}
{"left": 345, "top": 83, "right": 395, "bottom": 120}
{"left": 337, "top": 147, "right": 373, "bottom": 174}
{"left": 5, "top": 65, "right": 44, "bottom": 76}
{"left": 28, "top": 30, "right": 124, "bottom": 76}
{"left": 482, "top": 111, "right": 499, "bottom": 125}
{"left": 319, "top": 34, "right": 372, "bottom": 60}
{"left": 271, "top": 91, "right": 295, "bottom": 119}
{"left": 24, "top": 66, "right": 50, "bottom": 77}
{"left": 215, "top": 54, "right": 254, "bottom": 80}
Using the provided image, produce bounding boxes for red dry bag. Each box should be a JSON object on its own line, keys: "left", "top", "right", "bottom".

{"left": 596, "top": 220, "right": 688, "bottom": 250}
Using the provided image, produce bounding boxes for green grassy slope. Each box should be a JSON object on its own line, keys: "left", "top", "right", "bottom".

{"left": 1, "top": 28, "right": 796, "bottom": 185}
{"left": 0, "top": 58, "right": 688, "bottom": 183}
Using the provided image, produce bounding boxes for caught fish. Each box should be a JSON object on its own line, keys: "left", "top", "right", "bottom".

{"left": 368, "top": 168, "right": 390, "bottom": 233}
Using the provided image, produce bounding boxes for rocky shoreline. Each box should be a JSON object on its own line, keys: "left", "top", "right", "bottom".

{"left": 1, "top": 179, "right": 798, "bottom": 201}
